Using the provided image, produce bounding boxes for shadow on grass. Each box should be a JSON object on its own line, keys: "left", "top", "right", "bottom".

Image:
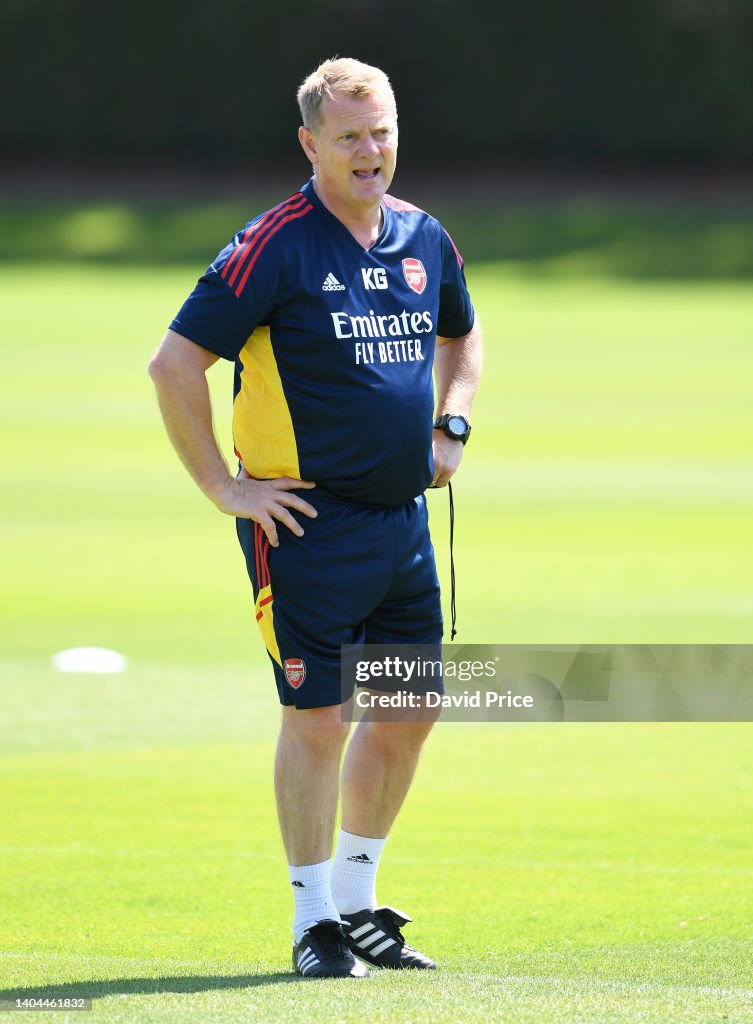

{"left": 0, "top": 972, "right": 299, "bottom": 1002}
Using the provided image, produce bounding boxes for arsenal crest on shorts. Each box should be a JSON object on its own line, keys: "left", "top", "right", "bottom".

{"left": 284, "top": 658, "right": 306, "bottom": 689}
{"left": 402, "top": 258, "right": 427, "bottom": 295}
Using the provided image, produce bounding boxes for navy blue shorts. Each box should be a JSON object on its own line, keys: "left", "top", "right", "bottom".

{"left": 236, "top": 488, "right": 443, "bottom": 709}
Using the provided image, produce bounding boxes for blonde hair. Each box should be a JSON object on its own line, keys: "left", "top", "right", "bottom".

{"left": 297, "top": 58, "right": 396, "bottom": 133}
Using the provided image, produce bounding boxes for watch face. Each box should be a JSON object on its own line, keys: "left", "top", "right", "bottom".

{"left": 447, "top": 416, "right": 468, "bottom": 437}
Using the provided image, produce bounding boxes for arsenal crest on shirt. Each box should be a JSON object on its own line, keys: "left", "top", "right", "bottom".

{"left": 284, "top": 658, "right": 307, "bottom": 689}
{"left": 402, "top": 258, "right": 427, "bottom": 295}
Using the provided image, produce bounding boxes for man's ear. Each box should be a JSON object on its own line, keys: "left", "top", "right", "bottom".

{"left": 298, "top": 126, "right": 318, "bottom": 165}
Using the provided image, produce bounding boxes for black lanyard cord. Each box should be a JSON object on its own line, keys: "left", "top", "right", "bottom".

{"left": 448, "top": 481, "right": 457, "bottom": 640}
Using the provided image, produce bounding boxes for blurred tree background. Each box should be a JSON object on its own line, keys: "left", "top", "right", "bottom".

{"left": 4, "top": 0, "right": 752, "bottom": 168}
{"left": 1, "top": 0, "right": 751, "bottom": 275}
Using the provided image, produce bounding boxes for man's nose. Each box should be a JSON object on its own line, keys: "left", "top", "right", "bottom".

{"left": 357, "top": 133, "right": 380, "bottom": 157}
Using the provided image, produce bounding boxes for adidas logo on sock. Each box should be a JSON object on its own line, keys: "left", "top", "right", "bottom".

{"left": 347, "top": 853, "right": 373, "bottom": 864}
{"left": 291, "top": 880, "right": 306, "bottom": 887}
{"left": 322, "top": 272, "right": 346, "bottom": 292}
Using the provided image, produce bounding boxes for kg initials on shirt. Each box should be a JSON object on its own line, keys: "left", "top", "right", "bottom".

{"left": 361, "top": 267, "right": 388, "bottom": 290}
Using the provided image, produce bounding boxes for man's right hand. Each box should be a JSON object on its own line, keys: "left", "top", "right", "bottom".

{"left": 213, "top": 470, "right": 318, "bottom": 547}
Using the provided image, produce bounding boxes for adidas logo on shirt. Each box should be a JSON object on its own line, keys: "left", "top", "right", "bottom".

{"left": 322, "top": 273, "right": 346, "bottom": 292}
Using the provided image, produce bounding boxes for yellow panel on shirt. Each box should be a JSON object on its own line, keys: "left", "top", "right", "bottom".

{"left": 233, "top": 326, "right": 300, "bottom": 480}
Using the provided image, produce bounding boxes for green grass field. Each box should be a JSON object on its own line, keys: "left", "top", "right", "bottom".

{"left": 2, "top": 245, "right": 753, "bottom": 1022}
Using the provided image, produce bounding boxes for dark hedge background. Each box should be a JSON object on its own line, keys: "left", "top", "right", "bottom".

{"left": 4, "top": 0, "right": 752, "bottom": 169}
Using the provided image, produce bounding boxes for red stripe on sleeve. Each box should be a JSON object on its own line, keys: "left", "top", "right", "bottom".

{"left": 443, "top": 227, "right": 463, "bottom": 267}
{"left": 220, "top": 194, "right": 304, "bottom": 284}
{"left": 220, "top": 224, "right": 255, "bottom": 282}
{"left": 221, "top": 194, "right": 307, "bottom": 284}
{"left": 225, "top": 195, "right": 307, "bottom": 288}
{"left": 234, "top": 204, "right": 313, "bottom": 298}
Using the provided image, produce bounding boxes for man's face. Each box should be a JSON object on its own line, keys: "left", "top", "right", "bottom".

{"left": 299, "top": 90, "right": 398, "bottom": 213}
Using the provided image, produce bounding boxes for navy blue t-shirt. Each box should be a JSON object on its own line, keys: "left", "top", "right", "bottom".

{"left": 170, "top": 177, "right": 474, "bottom": 506}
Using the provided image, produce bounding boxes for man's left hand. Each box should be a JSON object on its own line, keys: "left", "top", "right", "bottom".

{"left": 431, "top": 431, "right": 464, "bottom": 488}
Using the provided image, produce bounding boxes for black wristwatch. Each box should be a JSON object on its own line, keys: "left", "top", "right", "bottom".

{"left": 433, "top": 414, "right": 472, "bottom": 445}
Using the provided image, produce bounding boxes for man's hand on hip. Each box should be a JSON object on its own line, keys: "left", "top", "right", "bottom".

{"left": 215, "top": 468, "right": 318, "bottom": 547}
{"left": 431, "top": 433, "right": 463, "bottom": 488}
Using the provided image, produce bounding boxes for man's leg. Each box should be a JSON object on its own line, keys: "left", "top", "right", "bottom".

{"left": 276, "top": 704, "right": 350, "bottom": 863}
{"left": 275, "top": 704, "right": 350, "bottom": 938}
{"left": 277, "top": 702, "right": 371, "bottom": 978}
{"left": 332, "top": 713, "right": 437, "bottom": 911}
{"left": 330, "top": 714, "right": 440, "bottom": 969}
{"left": 236, "top": 496, "right": 393, "bottom": 977}
{"left": 331, "top": 494, "right": 443, "bottom": 968}
{"left": 340, "top": 716, "right": 437, "bottom": 840}
{"left": 333, "top": 713, "right": 439, "bottom": 912}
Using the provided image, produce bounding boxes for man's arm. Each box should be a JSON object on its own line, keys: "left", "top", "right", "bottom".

{"left": 148, "top": 329, "right": 317, "bottom": 546}
{"left": 431, "top": 321, "right": 483, "bottom": 487}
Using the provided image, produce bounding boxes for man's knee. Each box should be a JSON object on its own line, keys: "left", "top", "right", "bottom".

{"left": 280, "top": 703, "right": 351, "bottom": 750}
{"left": 362, "top": 714, "right": 439, "bottom": 752}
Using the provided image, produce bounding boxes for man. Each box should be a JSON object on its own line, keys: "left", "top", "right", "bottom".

{"left": 148, "top": 57, "right": 482, "bottom": 979}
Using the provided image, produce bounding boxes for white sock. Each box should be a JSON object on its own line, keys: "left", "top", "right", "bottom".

{"left": 288, "top": 859, "right": 341, "bottom": 944}
{"left": 330, "top": 829, "right": 386, "bottom": 916}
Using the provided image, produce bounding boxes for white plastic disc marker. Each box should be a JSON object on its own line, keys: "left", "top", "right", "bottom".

{"left": 51, "top": 647, "right": 128, "bottom": 674}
